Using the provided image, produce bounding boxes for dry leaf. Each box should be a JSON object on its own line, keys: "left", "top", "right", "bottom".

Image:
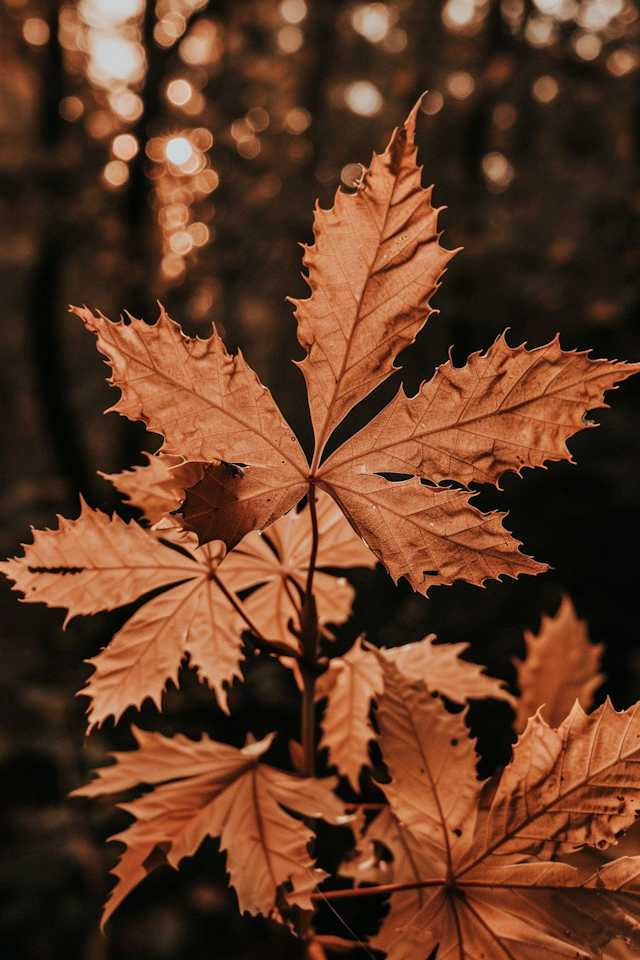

{"left": 339, "top": 805, "right": 448, "bottom": 955}
{"left": 291, "top": 100, "right": 454, "bottom": 455}
{"left": 100, "top": 453, "right": 203, "bottom": 525}
{"left": 316, "top": 634, "right": 512, "bottom": 789}
{"left": 323, "top": 333, "right": 638, "bottom": 487}
{"left": 72, "top": 105, "right": 638, "bottom": 598}
{"left": 316, "top": 637, "right": 384, "bottom": 791}
{"left": 71, "top": 729, "right": 345, "bottom": 926}
{"left": 0, "top": 500, "right": 244, "bottom": 726}
{"left": 367, "top": 656, "right": 640, "bottom": 960}
{"left": 385, "top": 633, "right": 515, "bottom": 707}
{"left": 514, "top": 594, "right": 604, "bottom": 732}
{"left": 72, "top": 304, "right": 309, "bottom": 549}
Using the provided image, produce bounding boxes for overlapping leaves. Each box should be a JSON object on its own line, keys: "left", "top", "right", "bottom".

{"left": 71, "top": 102, "right": 639, "bottom": 595}
{"left": 316, "top": 633, "right": 513, "bottom": 790}
{"left": 0, "top": 488, "right": 370, "bottom": 728}
{"left": 347, "top": 656, "right": 640, "bottom": 959}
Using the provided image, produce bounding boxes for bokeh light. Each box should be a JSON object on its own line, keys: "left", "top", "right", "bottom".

{"left": 59, "top": 96, "right": 84, "bottom": 122}
{"left": 607, "top": 48, "right": 640, "bottom": 74}
{"left": 165, "top": 136, "right": 193, "bottom": 165}
{"left": 103, "top": 159, "right": 129, "bottom": 187}
{"left": 573, "top": 30, "right": 602, "bottom": 58}
{"left": 278, "top": 25, "right": 304, "bottom": 52}
{"left": 112, "top": 133, "right": 138, "bottom": 160}
{"left": 280, "top": 0, "right": 307, "bottom": 23}
{"left": 167, "top": 79, "right": 193, "bottom": 106}
{"left": 446, "top": 71, "right": 475, "bottom": 99}
{"left": 285, "top": 107, "right": 311, "bottom": 134}
{"left": 443, "top": 0, "right": 476, "bottom": 29}
{"left": 344, "top": 81, "right": 383, "bottom": 116}
{"left": 179, "top": 19, "right": 223, "bottom": 66}
{"left": 420, "top": 90, "right": 444, "bottom": 115}
{"left": 146, "top": 128, "right": 219, "bottom": 282}
{"left": 532, "top": 75, "right": 560, "bottom": 102}
{"left": 110, "top": 90, "right": 144, "bottom": 122}
{"left": 23, "top": 18, "right": 50, "bottom": 46}
{"left": 442, "top": 0, "right": 489, "bottom": 33}
{"left": 482, "top": 152, "right": 515, "bottom": 191}
{"left": 525, "top": 14, "right": 558, "bottom": 47}
{"left": 246, "top": 107, "right": 269, "bottom": 132}
{"left": 493, "top": 103, "right": 517, "bottom": 129}
{"left": 383, "top": 27, "right": 408, "bottom": 51}
{"left": 351, "top": 4, "right": 392, "bottom": 43}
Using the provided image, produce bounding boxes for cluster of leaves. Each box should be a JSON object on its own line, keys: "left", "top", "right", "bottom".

{"left": 4, "top": 102, "right": 640, "bottom": 958}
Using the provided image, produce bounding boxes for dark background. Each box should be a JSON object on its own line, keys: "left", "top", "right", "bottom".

{"left": 2, "top": 0, "right": 640, "bottom": 957}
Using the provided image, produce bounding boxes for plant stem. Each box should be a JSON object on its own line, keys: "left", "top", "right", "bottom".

{"left": 300, "top": 482, "right": 321, "bottom": 777}
{"left": 301, "top": 668, "right": 316, "bottom": 777}
{"left": 305, "top": 482, "right": 320, "bottom": 599}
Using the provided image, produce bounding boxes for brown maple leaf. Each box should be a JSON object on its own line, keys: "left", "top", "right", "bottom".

{"left": 71, "top": 729, "right": 346, "bottom": 927}
{"left": 514, "top": 594, "right": 605, "bottom": 733}
{"left": 316, "top": 634, "right": 513, "bottom": 791}
{"left": 351, "top": 655, "right": 640, "bottom": 960}
{"left": 0, "top": 500, "right": 245, "bottom": 726}
{"left": 291, "top": 100, "right": 455, "bottom": 459}
{"left": 71, "top": 302, "right": 309, "bottom": 550}
{"left": 72, "top": 102, "right": 639, "bottom": 595}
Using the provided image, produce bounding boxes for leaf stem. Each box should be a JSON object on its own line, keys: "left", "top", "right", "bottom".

{"left": 311, "top": 878, "right": 447, "bottom": 901}
{"left": 211, "top": 571, "right": 294, "bottom": 656}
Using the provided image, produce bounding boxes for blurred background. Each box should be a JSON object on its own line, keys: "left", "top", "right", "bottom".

{"left": 2, "top": 0, "right": 640, "bottom": 957}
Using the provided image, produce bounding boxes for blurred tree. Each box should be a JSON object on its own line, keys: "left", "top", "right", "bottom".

{"left": 2, "top": 1, "right": 640, "bottom": 957}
